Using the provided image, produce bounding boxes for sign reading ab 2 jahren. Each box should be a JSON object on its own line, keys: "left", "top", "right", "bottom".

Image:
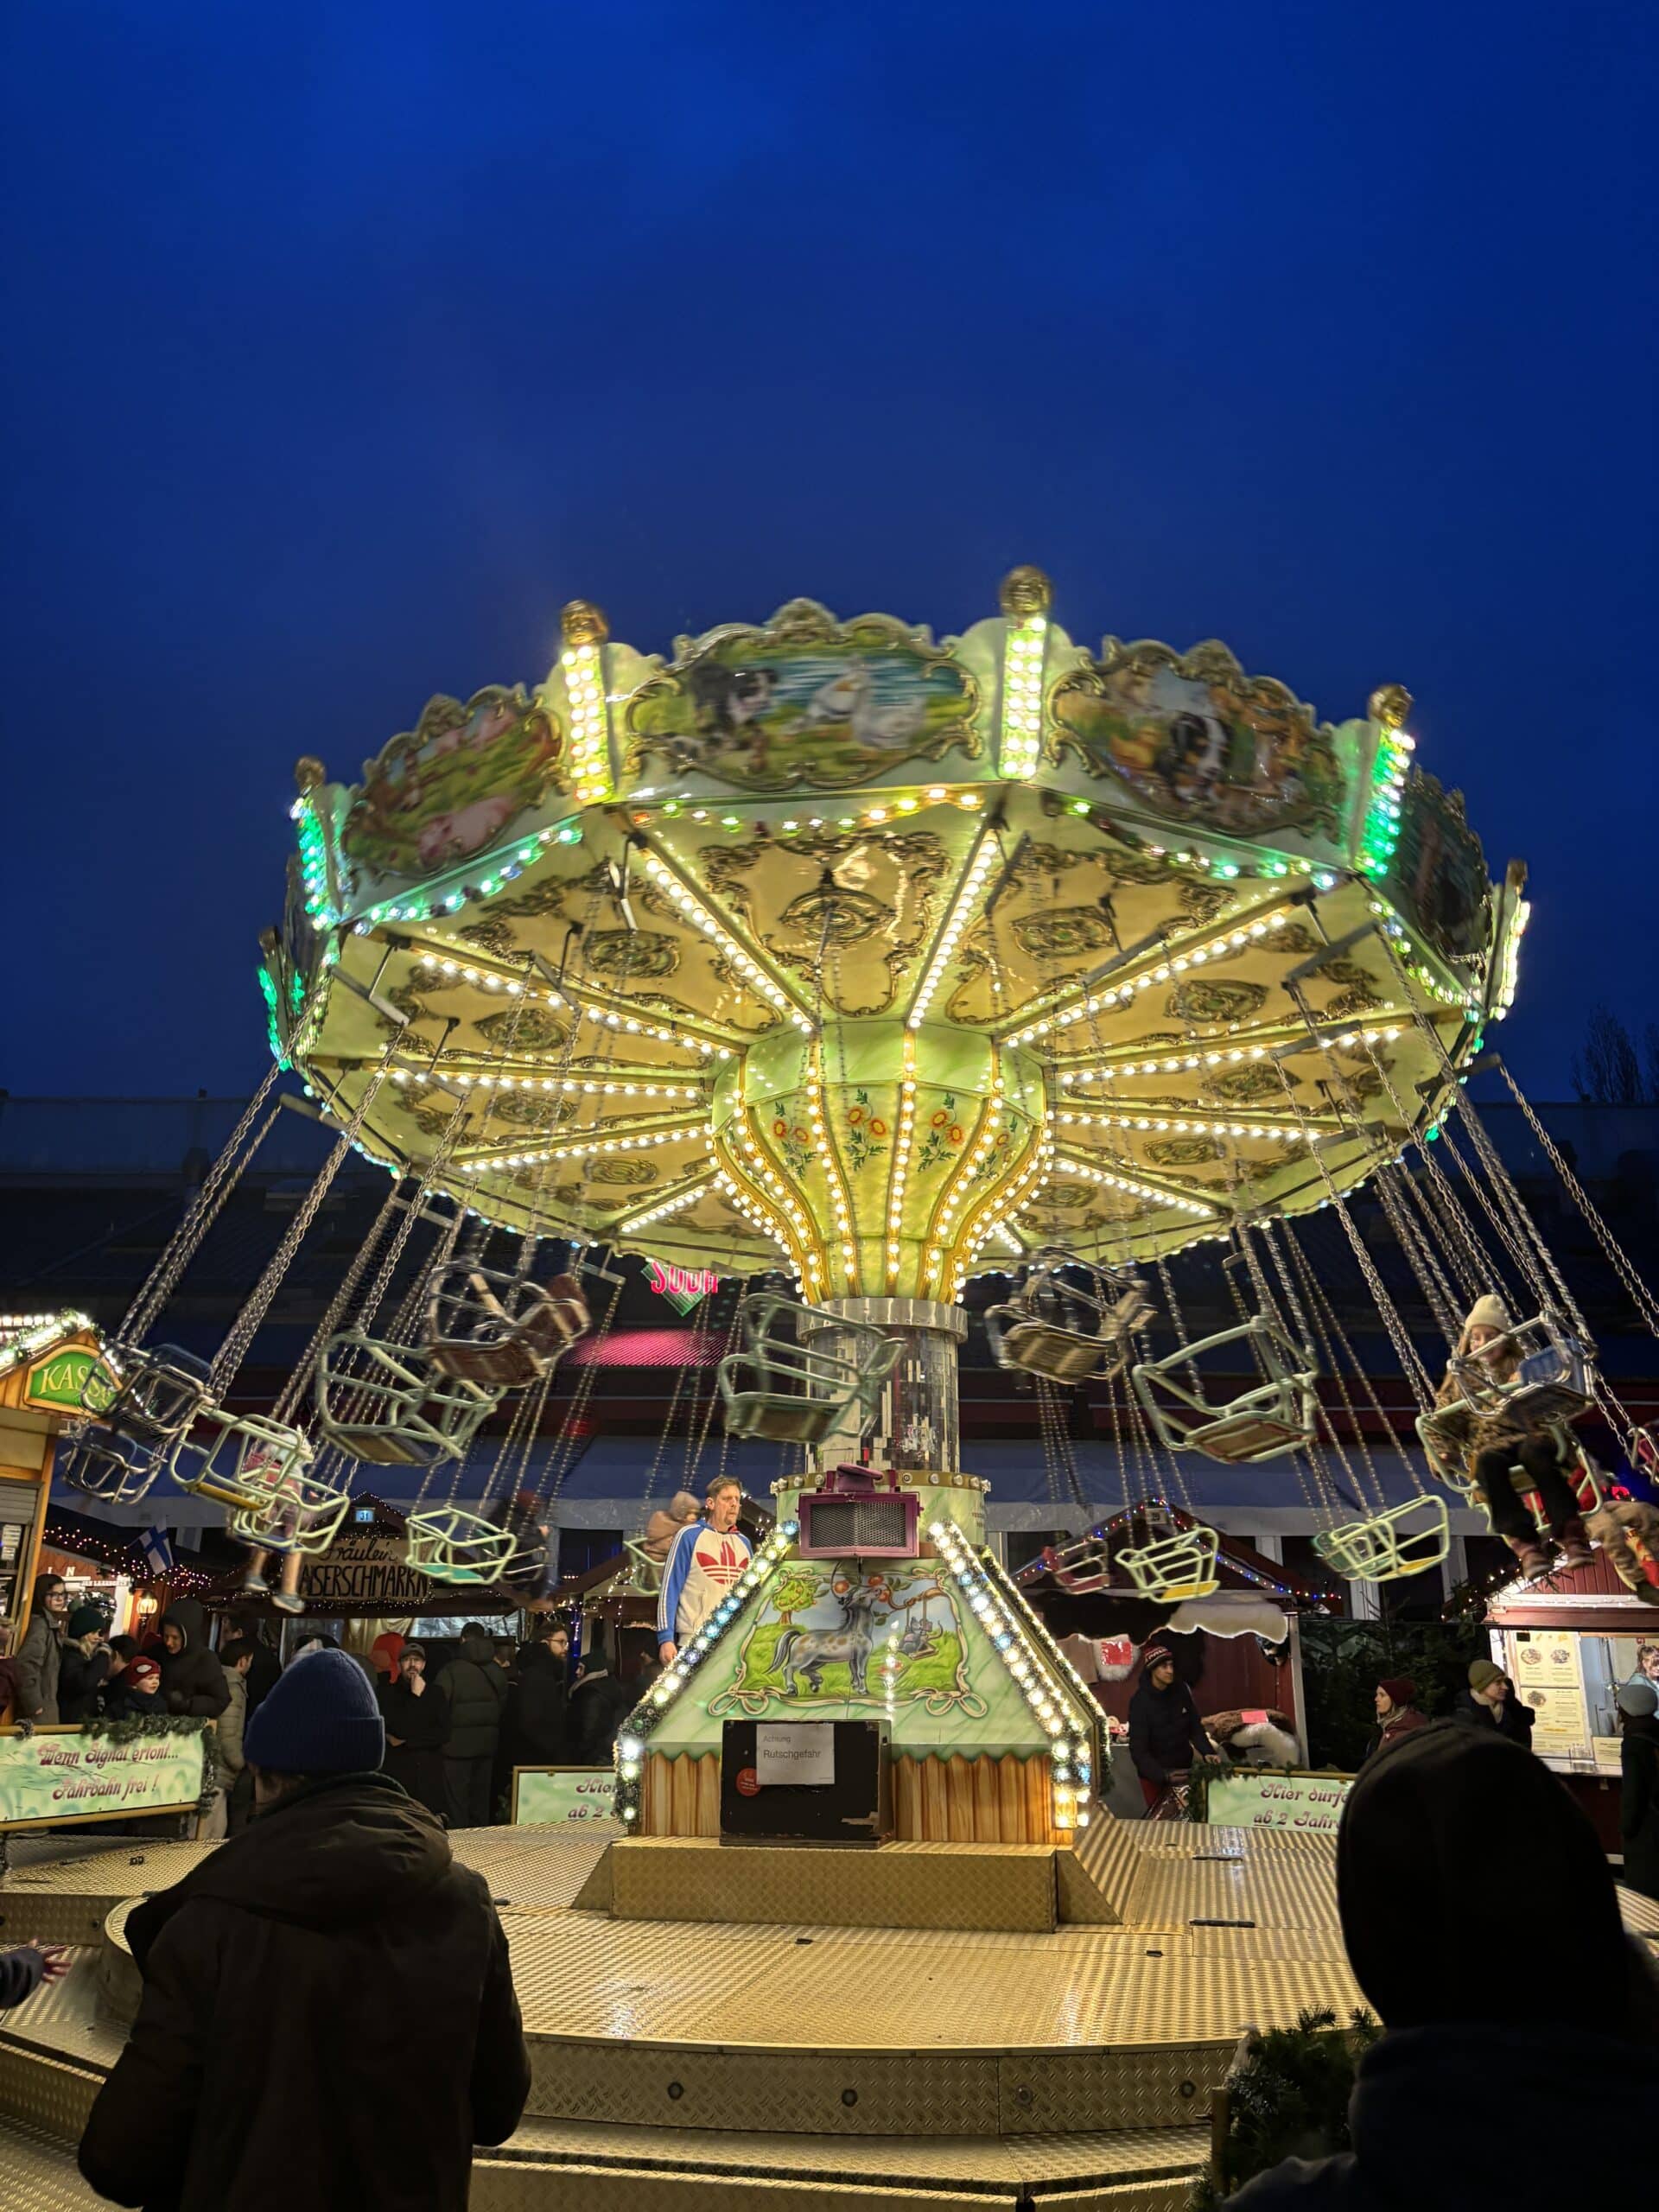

{"left": 0, "top": 1727, "right": 206, "bottom": 1829}
{"left": 1204, "top": 1770, "right": 1353, "bottom": 1834}
{"left": 512, "top": 1767, "right": 620, "bottom": 1828}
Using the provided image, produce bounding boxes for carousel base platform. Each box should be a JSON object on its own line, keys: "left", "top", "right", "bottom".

{"left": 3, "top": 1823, "right": 1656, "bottom": 2211}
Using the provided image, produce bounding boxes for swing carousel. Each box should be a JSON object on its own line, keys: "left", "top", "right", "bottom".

{"left": 24, "top": 566, "right": 1659, "bottom": 2209}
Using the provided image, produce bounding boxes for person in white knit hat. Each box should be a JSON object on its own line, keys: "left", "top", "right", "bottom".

{"left": 1433, "top": 1293, "right": 1593, "bottom": 1581}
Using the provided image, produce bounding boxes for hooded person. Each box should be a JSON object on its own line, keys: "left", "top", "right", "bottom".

{"left": 1433, "top": 1294, "right": 1593, "bottom": 1581}
{"left": 108, "top": 1653, "right": 164, "bottom": 1717}
{"left": 58, "top": 1601, "right": 113, "bottom": 1723}
{"left": 1221, "top": 1725, "right": 1659, "bottom": 2211}
{"left": 13, "top": 1572, "right": 68, "bottom": 1723}
{"left": 156, "top": 1597, "right": 231, "bottom": 1721}
{"left": 1617, "top": 1678, "right": 1659, "bottom": 1902}
{"left": 1454, "top": 1657, "right": 1535, "bottom": 1748}
{"left": 1126, "top": 1642, "right": 1216, "bottom": 1808}
{"left": 1364, "top": 1676, "right": 1428, "bottom": 1761}
{"left": 77, "top": 1647, "right": 530, "bottom": 2212}
{"left": 642, "top": 1489, "right": 702, "bottom": 1564}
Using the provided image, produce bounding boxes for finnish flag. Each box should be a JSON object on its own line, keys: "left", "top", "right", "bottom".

{"left": 139, "top": 1527, "right": 174, "bottom": 1575}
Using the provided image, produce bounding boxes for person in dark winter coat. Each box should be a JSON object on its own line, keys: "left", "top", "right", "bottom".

{"left": 435, "top": 1623, "right": 508, "bottom": 1828}
{"left": 242, "top": 1630, "right": 282, "bottom": 1721}
{"left": 1453, "top": 1658, "right": 1535, "bottom": 1748}
{"left": 379, "top": 1640, "right": 448, "bottom": 1820}
{"left": 511, "top": 1635, "right": 570, "bottom": 1769}
{"left": 59, "top": 1604, "right": 114, "bottom": 1723}
{"left": 1618, "top": 1679, "right": 1659, "bottom": 1903}
{"left": 1221, "top": 1725, "right": 1659, "bottom": 2212}
{"left": 14, "top": 1573, "right": 68, "bottom": 1722}
{"left": 77, "top": 1648, "right": 531, "bottom": 2212}
{"left": 1363, "top": 1676, "right": 1428, "bottom": 1762}
{"left": 105, "top": 1654, "right": 164, "bottom": 1717}
{"left": 1127, "top": 1643, "right": 1216, "bottom": 1807}
{"left": 156, "top": 1599, "right": 230, "bottom": 1721}
{"left": 1, "top": 1939, "right": 69, "bottom": 2009}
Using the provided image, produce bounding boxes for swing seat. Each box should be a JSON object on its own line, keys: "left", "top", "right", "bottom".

{"left": 624, "top": 1536, "right": 664, "bottom": 1592}
{"left": 168, "top": 1410, "right": 315, "bottom": 1513}
{"left": 423, "top": 1264, "right": 591, "bottom": 1388}
{"left": 985, "top": 1252, "right": 1152, "bottom": 1387}
{"left": 404, "top": 1505, "right": 525, "bottom": 1586}
{"left": 1132, "top": 1319, "right": 1319, "bottom": 1465}
{"left": 1116, "top": 1524, "right": 1221, "bottom": 1603}
{"left": 717, "top": 1295, "right": 902, "bottom": 1446}
{"left": 315, "top": 1332, "right": 499, "bottom": 1465}
{"left": 54, "top": 1425, "right": 162, "bottom": 1507}
{"left": 90, "top": 1341, "right": 213, "bottom": 1447}
{"left": 1040, "top": 1535, "right": 1113, "bottom": 1592}
{"left": 226, "top": 1461, "right": 352, "bottom": 1556}
{"left": 1313, "top": 1496, "right": 1450, "bottom": 1583}
{"left": 1449, "top": 1312, "right": 1596, "bottom": 1427}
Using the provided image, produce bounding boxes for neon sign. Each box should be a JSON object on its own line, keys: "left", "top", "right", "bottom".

{"left": 648, "top": 1259, "right": 721, "bottom": 1313}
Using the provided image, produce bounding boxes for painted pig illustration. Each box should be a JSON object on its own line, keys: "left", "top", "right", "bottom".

{"left": 416, "top": 792, "right": 519, "bottom": 868}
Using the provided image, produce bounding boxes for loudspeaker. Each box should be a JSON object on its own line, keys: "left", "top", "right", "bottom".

{"left": 719, "top": 1719, "right": 892, "bottom": 1845}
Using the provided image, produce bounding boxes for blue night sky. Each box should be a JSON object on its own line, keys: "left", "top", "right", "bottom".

{"left": 3, "top": 1, "right": 1654, "bottom": 1097}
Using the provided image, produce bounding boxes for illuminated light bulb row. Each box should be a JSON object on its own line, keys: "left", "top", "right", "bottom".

{"left": 612, "top": 1522, "right": 800, "bottom": 1822}
{"left": 924, "top": 1081, "right": 1007, "bottom": 1294}
{"left": 0, "top": 1309, "right": 95, "bottom": 1376}
{"left": 664, "top": 785, "right": 982, "bottom": 832}
{"left": 887, "top": 1036, "right": 918, "bottom": 1287}
{"left": 563, "top": 639, "right": 610, "bottom": 804}
{"left": 726, "top": 1106, "right": 819, "bottom": 1278}
{"left": 391, "top": 1066, "right": 702, "bottom": 1101}
{"left": 907, "top": 827, "right": 1001, "bottom": 1029}
{"left": 1053, "top": 1106, "right": 1309, "bottom": 1144}
{"left": 948, "top": 1126, "right": 1052, "bottom": 1297}
{"left": 615, "top": 1172, "right": 716, "bottom": 1230}
{"left": 927, "top": 1518, "right": 1093, "bottom": 1831}
{"left": 414, "top": 943, "right": 715, "bottom": 1054}
{"left": 806, "top": 1053, "right": 859, "bottom": 1287}
{"left": 713, "top": 1168, "right": 793, "bottom": 1256}
{"left": 1360, "top": 717, "right": 1415, "bottom": 878}
{"left": 1009, "top": 912, "right": 1291, "bottom": 1044}
{"left": 292, "top": 791, "right": 335, "bottom": 924}
{"left": 1494, "top": 897, "right": 1529, "bottom": 1020}
{"left": 998, "top": 614, "right": 1048, "bottom": 779}
{"left": 475, "top": 1120, "right": 709, "bottom": 1172}
{"left": 641, "top": 855, "right": 811, "bottom": 1031}
{"left": 1051, "top": 1154, "right": 1217, "bottom": 1218}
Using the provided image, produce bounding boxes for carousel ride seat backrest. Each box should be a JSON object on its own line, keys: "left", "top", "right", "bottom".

{"left": 1448, "top": 1311, "right": 1596, "bottom": 1425}
{"left": 91, "top": 1340, "right": 215, "bottom": 1446}
{"left": 984, "top": 1250, "right": 1152, "bottom": 1387}
{"left": 168, "top": 1409, "right": 316, "bottom": 1513}
{"left": 404, "top": 1503, "right": 523, "bottom": 1585}
{"left": 1132, "top": 1316, "right": 1319, "bottom": 1464}
{"left": 423, "top": 1262, "right": 591, "bottom": 1387}
{"left": 717, "top": 1295, "right": 902, "bottom": 1445}
{"left": 54, "top": 1425, "right": 162, "bottom": 1506}
{"left": 1116, "top": 1524, "right": 1221, "bottom": 1603}
{"left": 1312, "top": 1496, "right": 1450, "bottom": 1583}
{"left": 315, "top": 1330, "right": 499, "bottom": 1465}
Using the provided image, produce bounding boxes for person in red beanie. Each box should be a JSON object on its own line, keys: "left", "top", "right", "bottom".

{"left": 1365, "top": 1675, "right": 1428, "bottom": 1761}
{"left": 78, "top": 1646, "right": 530, "bottom": 2212}
{"left": 1127, "top": 1643, "right": 1217, "bottom": 1809}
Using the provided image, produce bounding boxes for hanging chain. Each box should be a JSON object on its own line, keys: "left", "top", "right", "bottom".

{"left": 124, "top": 1065, "right": 287, "bottom": 1339}
{"left": 208, "top": 1066, "right": 391, "bottom": 1396}
{"left": 1495, "top": 1060, "right": 1659, "bottom": 1337}
{"left": 270, "top": 1173, "right": 408, "bottom": 1424}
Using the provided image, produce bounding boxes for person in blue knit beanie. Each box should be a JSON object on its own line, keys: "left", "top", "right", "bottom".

{"left": 79, "top": 1648, "right": 530, "bottom": 2212}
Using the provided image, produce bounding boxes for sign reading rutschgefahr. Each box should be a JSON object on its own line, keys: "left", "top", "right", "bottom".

{"left": 512, "top": 1767, "right": 621, "bottom": 1827}
{"left": 0, "top": 1727, "right": 206, "bottom": 1829}
{"left": 1203, "top": 1770, "right": 1353, "bottom": 1834}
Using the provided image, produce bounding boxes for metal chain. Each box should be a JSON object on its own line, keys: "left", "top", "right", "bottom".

{"left": 208, "top": 1067, "right": 391, "bottom": 1395}
{"left": 1495, "top": 1060, "right": 1659, "bottom": 1336}
{"left": 270, "top": 1173, "right": 408, "bottom": 1423}
{"left": 124, "top": 1065, "right": 286, "bottom": 1338}
{"left": 1269, "top": 1035, "right": 1437, "bottom": 1408}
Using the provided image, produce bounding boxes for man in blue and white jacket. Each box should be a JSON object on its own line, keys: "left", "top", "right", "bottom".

{"left": 657, "top": 1477, "right": 752, "bottom": 1664}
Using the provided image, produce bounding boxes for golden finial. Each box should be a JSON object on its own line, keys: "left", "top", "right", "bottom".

{"left": 294, "top": 756, "right": 326, "bottom": 792}
{"left": 1368, "top": 683, "right": 1413, "bottom": 730}
{"left": 561, "top": 599, "right": 610, "bottom": 648}
{"left": 999, "top": 565, "right": 1053, "bottom": 620}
